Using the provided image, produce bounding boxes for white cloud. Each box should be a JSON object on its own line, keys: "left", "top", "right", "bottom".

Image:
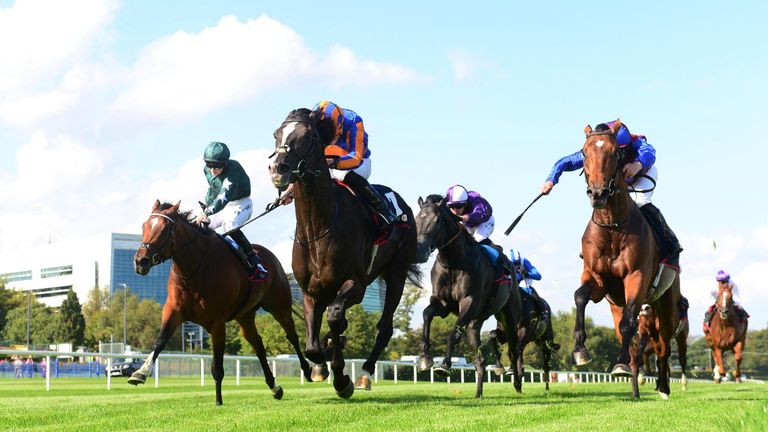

{"left": 448, "top": 49, "right": 493, "bottom": 82}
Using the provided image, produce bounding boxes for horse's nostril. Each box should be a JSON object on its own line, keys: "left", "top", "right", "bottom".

{"left": 278, "top": 164, "right": 291, "bottom": 175}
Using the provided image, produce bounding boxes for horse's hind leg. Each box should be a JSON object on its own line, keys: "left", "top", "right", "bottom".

{"left": 466, "top": 321, "right": 485, "bottom": 398}
{"left": 267, "top": 303, "right": 312, "bottom": 381}
{"left": 327, "top": 279, "right": 365, "bottom": 399}
{"left": 209, "top": 322, "right": 227, "bottom": 406}
{"left": 359, "top": 270, "right": 406, "bottom": 389}
{"left": 488, "top": 327, "right": 506, "bottom": 376}
{"left": 128, "top": 303, "right": 182, "bottom": 386}
{"left": 677, "top": 329, "right": 688, "bottom": 390}
{"left": 237, "top": 313, "right": 283, "bottom": 400}
{"left": 733, "top": 340, "right": 745, "bottom": 382}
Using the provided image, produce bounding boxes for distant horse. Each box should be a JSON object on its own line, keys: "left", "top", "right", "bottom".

{"left": 414, "top": 194, "right": 522, "bottom": 398}
{"left": 269, "top": 108, "right": 421, "bottom": 398}
{"left": 705, "top": 282, "right": 748, "bottom": 383}
{"left": 489, "top": 292, "right": 559, "bottom": 390}
{"left": 572, "top": 121, "right": 681, "bottom": 399}
{"left": 130, "top": 200, "right": 311, "bottom": 405}
{"left": 636, "top": 303, "right": 689, "bottom": 391}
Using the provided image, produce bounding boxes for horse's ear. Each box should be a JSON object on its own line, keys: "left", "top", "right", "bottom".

{"left": 584, "top": 124, "right": 593, "bottom": 136}
{"left": 171, "top": 200, "right": 181, "bottom": 213}
{"left": 152, "top": 199, "right": 160, "bottom": 211}
{"left": 610, "top": 119, "right": 622, "bottom": 135}
{"left": 438, "top": 198, "right": 445, "bottom": 207}
{"left": 417, "top": 196, "right": 424, "bottom": 208}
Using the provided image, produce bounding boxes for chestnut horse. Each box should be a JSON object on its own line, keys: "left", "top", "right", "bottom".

{"left": 269, "top": 108, "right": 421, "bottom": 398}
{"left": 705, "top": 282, "right": 748, "bottom": 383}
{"left": 130, "top": 201, "right": 311, "bottom": 405}
{"left": 414, "top": 194, "right": 523, "bottom": 397}
{"left": 572, "top": 121, "right": 681, "bottom": 399}
{"left": 637, "top": 304, "right": 689, "bottom": 391}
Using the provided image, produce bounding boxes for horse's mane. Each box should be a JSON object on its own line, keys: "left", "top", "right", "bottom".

{"left": 157, "top": 202, "right": 215, "bottom": 235}
{"left": 424, "top": 194, "right": 445, "bottom": 205}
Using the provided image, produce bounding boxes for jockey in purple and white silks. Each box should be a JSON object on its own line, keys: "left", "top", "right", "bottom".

{"left": 704, "top": 270, "right": 749, "bottom": 328}
{"left": 445, "top": 185, "right": 495, "bottom": 242}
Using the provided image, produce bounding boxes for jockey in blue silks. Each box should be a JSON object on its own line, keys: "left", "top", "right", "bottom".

{"left": 509, "top": 248, "right": 548, "bottom": 323}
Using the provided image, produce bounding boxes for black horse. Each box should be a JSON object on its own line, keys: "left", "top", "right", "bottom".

{"left": 269, "top": 108, "right": 421, "bottom": 398}
{"left": 414, "top": 194, "right": 523, "bottom": 397}
{"left": 488, "top": 290, "right": 559, "bottom": 390}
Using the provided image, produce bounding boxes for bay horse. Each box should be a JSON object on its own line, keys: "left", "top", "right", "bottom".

{"left": 636, "top": 303, "right": 689, "bottom": 391}
{"left": 269, "top": 108, "right": 421, "bottom": 398}
{"left": 704, "top": 281, "right": 748, "bottom": 383}
{"left": 130, "top": 200, "right": 312, "bottom": 405}
{"left": 488, "top": 292, "right": 559, "bottom": 390}
{"left": 573, "top": 121, "right": 681, "bottom": 399}
{"left": 414, "top": 194, "right": 523, "bottom": 397}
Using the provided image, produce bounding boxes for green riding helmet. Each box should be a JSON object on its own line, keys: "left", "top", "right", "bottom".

{"left": 204, "top": 141, "right": 230, "bottom": 164}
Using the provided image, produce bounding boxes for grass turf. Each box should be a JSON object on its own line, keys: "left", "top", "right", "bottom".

{"left": 1, "top": 376, "right": 765, "bottom": 431}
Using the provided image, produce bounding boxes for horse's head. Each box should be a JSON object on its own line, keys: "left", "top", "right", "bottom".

{"left": 269, "top": 107, "right": 335, "bottom": 190}
{"left": 582, "top": 121, "right": 625, "bottom": 209}
{"left": 414, "top": 194, "right": 459, "bottom": 263}
{"left": 716, "top": 282, "right": 734, "bottom": 320}
{"left": 134, "top": 200, "right": 179, "bottom": 275}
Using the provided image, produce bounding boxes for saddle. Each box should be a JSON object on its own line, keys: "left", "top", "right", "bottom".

{"left": 334, "top": 180, "right": 409, "bottom": 245}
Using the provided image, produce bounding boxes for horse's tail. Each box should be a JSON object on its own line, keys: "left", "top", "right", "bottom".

{"left": 406, "top": 263, "right": 423, "bottom": 288}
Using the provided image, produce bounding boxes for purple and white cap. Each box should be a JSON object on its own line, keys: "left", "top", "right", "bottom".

{"left": 716, "top": 270, "right": 730, "bottom": 282}
{"left": 446, "top": 185, "right": 468, "bottom": 205}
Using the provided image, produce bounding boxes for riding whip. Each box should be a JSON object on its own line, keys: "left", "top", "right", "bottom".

{"left": 503, "top": 193, "right": 544, "bottom": 236}
{"left": 221, "top": 192, "right": 284, "bottom": 236}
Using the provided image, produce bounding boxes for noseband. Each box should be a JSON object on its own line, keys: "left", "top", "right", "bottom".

{"left": 138, "top": 213, "right": 176, "bottom": 265}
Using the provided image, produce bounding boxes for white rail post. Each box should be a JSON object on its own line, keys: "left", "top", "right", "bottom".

{"left": 530, "top": 371, "right": 534, "bottom": 382}
{"left": 413, "top": 365, "right": 417, "bottom": 383}
{"left": 351, "top": 362, "right": 356, "bottom": 382}
{"left": 46, "top": 356, "right": 51, "bottom": 391}
{"left": 374, "top": 364, "right": 378, "bottom": 384}
{"left": 500, "top": 372, "right": 503, "bottom": 383}
{"left": 106, "top": 357, "right": 111, "bottom": 390}
{"left": 394, "top": 363, "right": 398, "bottom": 383}
{"left": 540, "top": 371, "right": 544, "bottom": 383}
{"left": 200, "top": 358, "right": 205, "bottom": 386}
{"left": 461, "top": 368, "right": 465, "bottom": 383}
{"left": 487, "top": 369, "right": 491, "bottom": 383}
{"left": 154, "top": 359, "right": 159, "bottom": 388}
{"left": 328, "top": 361, "right": 332, "bottom": 385}
{"left": 236, "top": 359, "right": 241, "bottom": 386}
{"left": 430, "top": 368, "right": 434, "bottom": 383}
{"left": 272, "top": 360, "right": 277, "bottom": 379}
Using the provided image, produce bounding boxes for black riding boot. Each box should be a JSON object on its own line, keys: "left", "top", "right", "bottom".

{"left": 639, "top": 203, "right": 683, "bottom": 267}
{"left": 343, "top": 171, "right": 397, "bottom": 224}
{"left": 736, "top": 305, "right": 750, "bottom": 321}
{"left": 479, "top": 239, "right": 514, "bottom": 276}
{"left": 529, "top": 287, "right": 549, "bottom": 322}
{"left": 230, "top": 229, "right": 268, "bottom": 281}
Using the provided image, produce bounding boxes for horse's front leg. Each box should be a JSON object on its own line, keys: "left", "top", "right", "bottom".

{"left": 572, "top": 282, "right": 593, "bottom": 365}
{"left": 437, "top": 295, "right": 478, "bottom": 375}
{"left": 327, "top": 279, "right": 364, "bottom": 399}
{"left": 712, "top": 347, "right": 725, "bottom": 383}
{"left": 209, "top": 321, "right": 226, "bottom": 406}
{"left": 613, "top": 273, "right": 643, "bottom": 378}
{"left": 733, "top": 340, "right": 745, "bottom": 382}
{"left": 420, "top": 297, "right": 449, "bottom": 371}
{"left": 654, "top": 327, "right": 672, "bottom": 400}
{"left": 303, "top": 294, "right": 329, "bottom": 382}
{"left": 488, "top": 327, "right": 506, "bottom": 376}
{"left": 128, "top": 302, "right": 182, "bottom": 386}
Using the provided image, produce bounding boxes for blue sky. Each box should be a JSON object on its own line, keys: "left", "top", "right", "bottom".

{"left": 1, "top": 0, "right": 766, "bottom": 334}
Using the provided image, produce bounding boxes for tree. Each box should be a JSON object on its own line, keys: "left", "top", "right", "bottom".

{"left": 393, "top": 283, "right": 425, "bottom": 333}
{"left": 56, "top": 289, "right": 86, "bottom": 347}
{"left": 2, "top": 295, "right": 57, "bottom": 347}
{"left": 0, "top": 280, "right": 24, "bottom": 336}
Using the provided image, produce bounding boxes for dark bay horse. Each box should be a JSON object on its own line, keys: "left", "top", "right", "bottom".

{"left": 269, "top": 108, "right": 421, "bottom": 398}
{"left": 705, "top": 282, "right": 748, "bottom": 383}
{"left": 130, "top": 200, "right": 311, "bottom": 405}
{"left": 489, "top": 292, "right": 559, "bottom": 390}
{"left": 573, "top": 121, "right": 681, "bottom": 399}
{"left": 414, "top": 194, "right": 522, "bottom": 397}
{"left": 637, "top": 304, "right": 689, "bottom": 391}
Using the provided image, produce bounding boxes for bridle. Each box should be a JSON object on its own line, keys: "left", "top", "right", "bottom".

{"left": 419, "top": 204, "right": 463, "bottom": 253}
{"left": 716, "top": 286, "right": 733, "bottom": 318}
{"left": 138, "top": 213, "right": 176, "bottom": 265}
{"left": 271, "top": 117, "right": 323, "bottom": 185}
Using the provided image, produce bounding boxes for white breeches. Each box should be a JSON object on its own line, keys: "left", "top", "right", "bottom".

{"left": 629, "top": 164, "right": 657, "bottom": 207}
{"left": 329, "top": 157, "right": 372, "bottom": 181}
{"left": 466, "top": 215, "right": 495, "bottom": 242}
{"left": 207, "top": 197, "right": 253, "bottom": 235}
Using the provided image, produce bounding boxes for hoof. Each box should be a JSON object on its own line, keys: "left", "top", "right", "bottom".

{"left": 354, "top": 374, "right": 371, "bottom": 391}
{"left": 610, "top": 363, "right": 632, "bottom": 377}
{"left": 311, "top": 364, "right": 329, "bottom": 382}
{"left": 573, "top": 349, "right": 592, "bottom": 366}
{"left": 271, "top": 385, "right": 284, "bottom": 400}
{"left": 659, "top": 391, "right": 670, "bottom": 400}
{"left": 335, "top": 377, "right": 355, "bottom": 399}
{"left": 715, "top": 378, "right": 721, "bottom": 384}
{"left": 433, "top": 364, "right": 451, "bottom": 377}
{"left": 638, "top": 373, "right": 646, "bottom": 385}
{"left": 127, "top": 371, "right": 146, "bottom": 386}
{"left": 418, "top": 356, "right": 433, "bottom": 371}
